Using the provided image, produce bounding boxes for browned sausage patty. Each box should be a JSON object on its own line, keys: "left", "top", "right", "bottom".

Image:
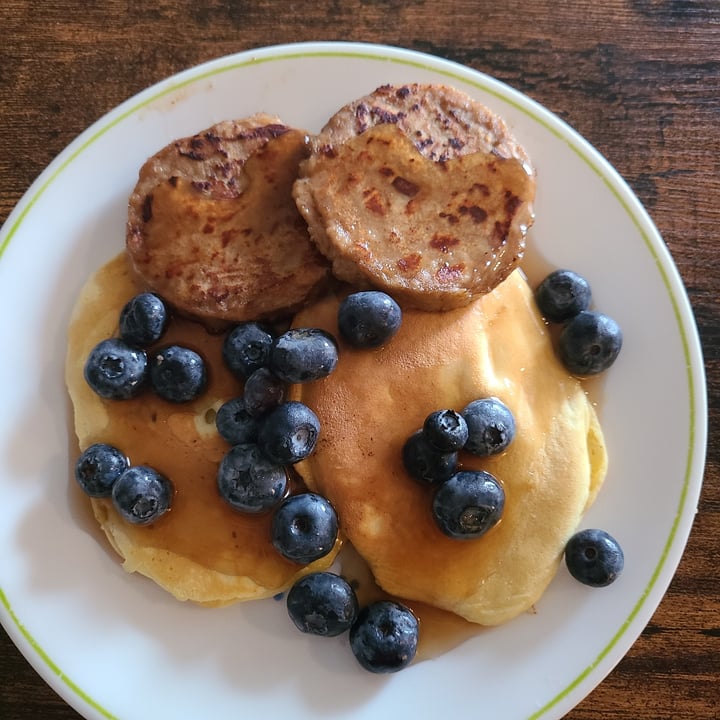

{"left": 293, "top": 85, "right": 536, "bottom": 310}
{"left": 126, "top": 115, "right": 330, "bottom": 326}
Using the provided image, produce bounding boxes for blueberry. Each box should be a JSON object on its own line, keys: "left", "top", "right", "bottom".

{"left": 150, "top": 345, "right": 207, "bottom": 402}
{"left": 535, "top": 269, "right": 591, "bottom": 322}
{"left": 462, "top": 397, "right": 516, "bottom": 456}
{"left": 269, "top": 328, "right": 338, "bottom": 383}
{"left": 223, "top": 322, "right": 274, "bottom": 379}
{"left": 84, "top": 337, "right": 148, "bottom": 400}
{"left": 402, "top": 430, "right": 457, "bottom": 485}
{"left": 337, "top": 291, "right": 402, "bottom": 348}
{"left": 432, "top": 470, "right": 505, "bottom": 539}
{"left": 565, "top": 528, "right": 624, "bottom": 587}
{"left": 217, "top": 443, "right": 288, "bottom": 513}
{"left": 74, "top": 443, "right": 129, "bottom": 498}
{"left": 258, "top": 401, "right": 321, "bottom": 465}
{"left": 111, "top": 465, "right": 173, "bottom": 525}
{"left": 271, "top": 492, "right": 338, "bottom": 564}
{"left": 559, "top": 310, "right": 622, "bottom": 376}
{"left": 215, "top": 397, "right": 259, "bottom": 445}
{"left": 118, "top": 292, "right": 169, "bottom": 348}
{"left": 423, "top": 409, "right": 468, "bottom": 452}
{"left": 286, "top": 572, "right": 359, "bottom": 637}
{"left": 349, "top": 600, "right": 419, "bottom": 674}
{"left": 243, "top": 367, "right": 286, "bottom": 417}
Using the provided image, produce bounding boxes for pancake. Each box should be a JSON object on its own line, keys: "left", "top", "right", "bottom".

{"left": 291, "top": 270, "right": 607, "bottom": 626}
{"left": 126, "top": 116, "right": 330, "bottom": 328}
{"left": 293, "top": 84, "right": 536, "bottom": 311}
{"left": 66, "top": 253, "right": 340, "bottom": 606}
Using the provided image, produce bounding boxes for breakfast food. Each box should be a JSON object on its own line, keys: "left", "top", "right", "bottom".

{"left": 350, "top": 600, "right": 419, "bottom": 673}
{"left": 291, "top": 271, "right": 607, "bottom": 625}
{"left": 66, "top": 254, "right": 340, "bottom": 605}
{"left": 126, "top": 115, "right": 329, "bottom": 327}
{"left": 292, "top": 83, "right": 536, "bottom": 311}
{"left": 286, "top": 571, "right": 359, "bottom": 636}
{"left": 66, "top": 84, "right": 622, "bottom": 671}
{"left": 565, "top": 528, "right": 625, "bottom": 587}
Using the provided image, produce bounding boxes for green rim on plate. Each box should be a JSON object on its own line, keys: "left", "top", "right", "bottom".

{"left": 0, "top": 43, "right": 703, "bottom": 720}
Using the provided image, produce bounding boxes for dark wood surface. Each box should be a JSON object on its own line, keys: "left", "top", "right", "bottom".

{"left": 1, "top": 1, "right": 718, "bottom": 718}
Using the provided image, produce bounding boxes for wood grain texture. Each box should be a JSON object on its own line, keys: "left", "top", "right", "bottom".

{"left": 1, "top": 1, "right": 718, "bottom": 718}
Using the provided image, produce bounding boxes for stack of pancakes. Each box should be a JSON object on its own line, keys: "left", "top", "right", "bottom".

{"left": 66, "top": 84, "right": 607, "bottom": 623}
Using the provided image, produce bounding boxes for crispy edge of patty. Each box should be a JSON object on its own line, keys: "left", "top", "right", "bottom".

{"left": 127, "top": 114, "right": 288, "bottom": 229}
{"left": 313, "top": 84, "right": 532, "bottom": 164}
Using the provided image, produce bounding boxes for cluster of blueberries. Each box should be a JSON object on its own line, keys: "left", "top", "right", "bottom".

{"left": 214, "top": 289, "right": 404, "bottom": 561}
{"left": 77, "top": 291, "right": 203, "bottom": 525}
{"left": 534, "top": 268, "right": 622, "bottom": 376}
{"left": 217, "top": 289, "right": 418, "bottom": 673}
{"left": 214, "top": 320, "right": 340, "bottom": 564}
{"left": 286, "top": 573, "right": 419, "bottom": 675}
{"left": 84, "top": 292, "right": 207, "bottom": 403}
{"left": 403, "top": 399, "right": 513, "bottom": 539}
{"left": 75, "top": 442, "right": 173, "bottom": 526}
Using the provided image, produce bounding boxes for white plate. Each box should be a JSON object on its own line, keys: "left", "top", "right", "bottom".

{"left": 0, "top": 42, "right": 707, "bottom": 720}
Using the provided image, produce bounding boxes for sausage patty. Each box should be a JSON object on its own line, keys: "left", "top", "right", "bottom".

{"left": 126, "top": 115, "right": 330, "bottom": 326}
{"left": 292, "top": 85, "right": 536, "bottom": 310}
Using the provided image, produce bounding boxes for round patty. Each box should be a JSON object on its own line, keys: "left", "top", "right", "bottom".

{"left": 126, "top": 115, "right": 329, "bottom": 326}
{"left": 293, "top": 84, "right": 536, "bottom": 310}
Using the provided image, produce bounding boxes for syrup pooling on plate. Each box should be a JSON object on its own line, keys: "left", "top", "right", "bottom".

{"left": 338, "top": 545, "right": 484, "bottom": 660}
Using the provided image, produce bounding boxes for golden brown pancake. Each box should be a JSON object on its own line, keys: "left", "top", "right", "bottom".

{"left": 126, "top": 116, "right": 329, "bottom": 327}
{"left": 291, "top": 270, "right": 607, "bottom": 626}
{"left": 66, "top": 253, "right": 340, "bottom": 606}
{"left": 293, "top": 84, "right": 535, "bottom": 311}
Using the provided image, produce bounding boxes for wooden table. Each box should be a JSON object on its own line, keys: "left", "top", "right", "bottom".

{"left": 1, "top": 2, "right": 717, "bottom": 718}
